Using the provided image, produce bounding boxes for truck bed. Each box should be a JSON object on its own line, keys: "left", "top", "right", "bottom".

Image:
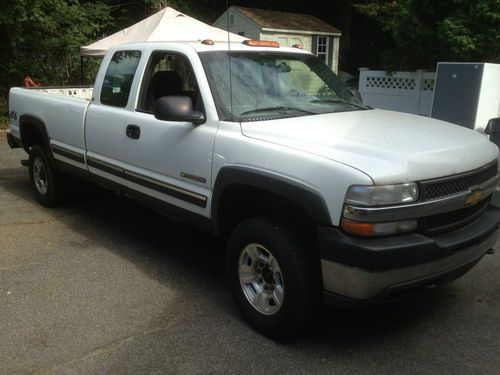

{"left": 9, "top": 86, "right": 93, "bottom": 153}
{"left": 32, "top": 86, "right": 93, "bottom": 100}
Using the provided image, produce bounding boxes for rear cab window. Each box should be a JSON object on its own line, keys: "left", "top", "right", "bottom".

{"left": 100, "top": 50, "right": 142, "bottom": 107}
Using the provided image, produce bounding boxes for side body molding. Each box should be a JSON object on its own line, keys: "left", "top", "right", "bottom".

{"left": 211, "top": 166, "right": 332, "bottom": 230}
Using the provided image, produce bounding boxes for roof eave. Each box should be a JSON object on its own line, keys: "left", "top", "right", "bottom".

{"left": 261, "top": 27, "right": 341, "bottom": 36}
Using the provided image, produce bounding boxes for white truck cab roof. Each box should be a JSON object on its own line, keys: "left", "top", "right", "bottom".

{"left": 106, "top": 40, "right": 313, "bottom": 55}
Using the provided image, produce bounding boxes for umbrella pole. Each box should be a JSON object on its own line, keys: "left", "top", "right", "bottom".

{"left": 80, "top": 56, "right": 84, "bottom": 85}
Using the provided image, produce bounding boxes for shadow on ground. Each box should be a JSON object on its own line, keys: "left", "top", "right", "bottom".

{"left": 0, "top": 163, "right": 455, "bottom": 345}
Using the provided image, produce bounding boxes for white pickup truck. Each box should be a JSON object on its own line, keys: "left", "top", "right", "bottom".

{"left": 7, "top": 40, "right": 500, "bottom": 337}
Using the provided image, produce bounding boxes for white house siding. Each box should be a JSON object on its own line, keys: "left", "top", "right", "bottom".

{"left": 261, "top": 32, "right": 312, "bottom": 52}
{"left": 264, "top": 32, "right": 339, "bottom": 73}
{"left": 213, "top": 9, "right": 340, "bottom": 72}
{"left": 213, "top": 9, "right": 260, "bottom": 39}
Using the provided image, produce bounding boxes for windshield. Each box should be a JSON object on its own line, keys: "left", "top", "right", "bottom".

{"left": 199, "top": 51, "right": 366, "bottom": 122}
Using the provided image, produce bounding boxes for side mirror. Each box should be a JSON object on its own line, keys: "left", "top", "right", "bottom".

{"left": 484, "top": 117, "right": 500, "bottom": 135}
{"left": 154, "top": 96, "right": 205, "bottom": 125}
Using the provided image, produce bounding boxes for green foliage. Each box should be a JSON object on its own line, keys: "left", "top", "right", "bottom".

{"left": 354, "top": 0, "right": 500, "bottom": 70}
{"left": 0, "top": 0, "right": 112, "bottom": 92}
{"left": 0, "top": 0, "right": 230, "bottom": 97}
{"left": 0, "top": 95, "right": 8, "bottom": 129}
{"left": 1, "top": 0, "right": 497, "bottom": 91}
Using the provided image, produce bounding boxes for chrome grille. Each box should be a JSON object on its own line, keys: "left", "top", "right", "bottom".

{"left": 422, "top": 198, "right": 489, "bottom": 234}
{"left": 418, "top": 161, "right": 497, "bottom": 234}
{"left": 420, "top": 161, "right": 497, "bottom": 201}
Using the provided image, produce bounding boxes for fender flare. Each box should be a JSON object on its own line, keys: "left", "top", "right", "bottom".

{"left": 19, "top": 114, "right": 50, "bottom": 151}
{"left": 18, "top": 115, "right": 57, "bottom": 168}
{"left": 211, "top": 166, "right": 332, "bottom": 232}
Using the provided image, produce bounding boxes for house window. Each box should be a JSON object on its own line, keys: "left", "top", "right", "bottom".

{"left": 229, "top": 14, "right": 235, "bottom": 26}
{"left": 316, "top": 36, "right": 329, "bottom": 64}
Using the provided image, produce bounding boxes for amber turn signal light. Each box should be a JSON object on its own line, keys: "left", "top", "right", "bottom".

{"left": 242, "top": 40, "right": 280, "bottom": 48}
{"left": 340, "top": 219, "right": 373, "bottom": 236}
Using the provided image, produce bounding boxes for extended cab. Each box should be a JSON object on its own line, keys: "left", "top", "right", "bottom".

{"left": 7, "top": 40, "right": 500, "bottom": 337}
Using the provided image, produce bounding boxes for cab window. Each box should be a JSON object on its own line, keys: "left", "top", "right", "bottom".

{"left": 101, "top": 50, "right": 142, "bottom": 108}
{"left": 137, "top": 51, "right": 202, "bottom": 113}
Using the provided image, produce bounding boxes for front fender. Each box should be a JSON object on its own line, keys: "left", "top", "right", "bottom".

{"left": 212, "top": 166, "right": 332, "bottom": 232}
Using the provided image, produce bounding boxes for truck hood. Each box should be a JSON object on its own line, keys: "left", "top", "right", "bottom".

{"left": 240, "top": 109, "right": 499, "bottom": 184}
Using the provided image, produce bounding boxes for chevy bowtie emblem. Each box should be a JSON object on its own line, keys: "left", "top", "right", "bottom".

{"left": 465, "top": 189, "right": 482, "bottom": 206}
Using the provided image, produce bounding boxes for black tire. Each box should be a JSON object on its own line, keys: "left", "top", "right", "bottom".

{"left": 226, "top": 217, "right": 320, "bottom": 338}
{"left": 28, "top": 144, "right": 65, "bottom": 207}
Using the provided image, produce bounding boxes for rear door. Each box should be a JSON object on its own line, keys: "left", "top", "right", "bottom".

{"left": 85, "top": 48, "right": 143, "bottom": 183}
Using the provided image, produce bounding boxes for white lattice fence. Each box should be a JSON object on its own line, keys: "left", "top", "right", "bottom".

{"left": 366, "top": 76, "right": 416, "bottom": 90}
{"left": 358, "top": 69, "right": 436, "bottom": 116}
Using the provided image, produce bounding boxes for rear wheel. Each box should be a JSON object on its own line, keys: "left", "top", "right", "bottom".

{"left": 29, "top": 144, "right": 65, "bottom": 207}
{"left": 226, "top": 217, "right": 320, "bottom": 338}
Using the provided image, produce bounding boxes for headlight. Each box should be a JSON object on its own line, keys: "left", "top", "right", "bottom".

{"left": 342, "top": 183, "right": 419, "bottom": 236}
{"left": 345, "top": 183, "right": 418, "bottom": 206}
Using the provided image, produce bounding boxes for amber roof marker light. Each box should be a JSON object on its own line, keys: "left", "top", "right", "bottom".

{"left": 242, "top": 40, "right": 280, "bottom": 48}
{"left": 292, "top": 44, "right": 303, "bottom": 49}
{"left": 201, "top": 39, "right": 215, "bottom": 45}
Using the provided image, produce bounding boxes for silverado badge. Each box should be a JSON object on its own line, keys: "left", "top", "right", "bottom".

{"left": 180, "top": 172, "right": 207, "bottom": 184}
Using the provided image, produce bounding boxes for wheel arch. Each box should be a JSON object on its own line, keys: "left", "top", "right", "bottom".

{"left": 19, "top": 115, "right": 50, "bottom": 152}
{"left": 212, "top": 166, "right": 332, "bottom": 238}
{"left": 19, "top": 115, "right": 58, "bottom": 169}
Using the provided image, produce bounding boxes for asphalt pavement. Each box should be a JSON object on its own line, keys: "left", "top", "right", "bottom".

{"left": 1, "top": 135, "right": 499, "bottom": 374}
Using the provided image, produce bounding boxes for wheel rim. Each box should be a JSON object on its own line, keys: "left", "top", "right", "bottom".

{"left": 238, "top": 243, "right": 285, "bottom": 315}
{"left": 33, "top": 157, "right": 48, "bottom": 195}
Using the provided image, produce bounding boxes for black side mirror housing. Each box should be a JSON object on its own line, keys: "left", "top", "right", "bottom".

{"left": 484, "top": 117, "right": 500, "bottom": 135}
{"left": 485, "top": 117, "right": 500, "bottom": 148}
{"left": 154, "top": 96, "right": 205, "bottom": 125}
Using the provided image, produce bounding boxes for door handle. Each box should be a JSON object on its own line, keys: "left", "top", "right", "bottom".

{"left": 126, "top": 124, "right": 141, "bottom": 140}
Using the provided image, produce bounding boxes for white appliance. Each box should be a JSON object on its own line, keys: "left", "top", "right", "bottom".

{"left": 431, "top": 62, "right": 500, "bottom": 132}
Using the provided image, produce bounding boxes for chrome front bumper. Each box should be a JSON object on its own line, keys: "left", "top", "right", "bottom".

{"left": 321, "top": 227, "right": 498, "bottom": 300}
{"left": 318, "top": 199, "right": 500, "bottom": 305}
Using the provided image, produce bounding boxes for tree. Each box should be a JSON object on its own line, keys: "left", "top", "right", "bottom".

{"left": 354, "top": 0, "right": 500, "bottom": 70}
{"left": 0, "top": 0, "right": 112, "bottom": 89}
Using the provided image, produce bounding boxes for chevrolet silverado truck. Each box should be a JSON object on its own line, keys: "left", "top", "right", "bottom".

{"left": 7, "top": 40, "right": 500, "bottom": 337}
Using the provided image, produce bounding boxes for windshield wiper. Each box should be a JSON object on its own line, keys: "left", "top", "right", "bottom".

{"left": 240, "top": 106, "right": 314, "bottom": 116}
{"left": 310, "top": 98, "right": 366, "bottom": 111}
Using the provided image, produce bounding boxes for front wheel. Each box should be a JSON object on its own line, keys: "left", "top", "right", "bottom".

{"left": 29, "top": 144, "right": 65, "bottom": 207}
{"left": 226, "top": 217, "right": 320, "bottom": 338}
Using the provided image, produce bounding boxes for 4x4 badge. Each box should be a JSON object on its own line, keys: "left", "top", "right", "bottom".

{"left": 465, "top": 189, "right": 482, "bottom": 206}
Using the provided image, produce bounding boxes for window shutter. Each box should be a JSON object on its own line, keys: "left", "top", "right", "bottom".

{"left": 328, "top": 37, "right": 334, "bottom": 69}
{"left": 312, "top": 35, "right": 318, "bottom": 55}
